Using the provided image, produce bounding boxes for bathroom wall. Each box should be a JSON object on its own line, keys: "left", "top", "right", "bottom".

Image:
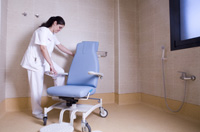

{"left": 138, "top": 0, "right": 200, "bottom": 106}
{"left": 116, "top": 0, "right": 139, "bottom": 94}
{"left": 5, "top": 0, "right": 139, "bottom": 104}
{"left": 4, "top": 0, "right": 200, "bottom": 108}
{"left": 0, "top": 0, "right": 2, "bottom": 103}
{"left": 0, "top": 0, "right": 7, "bottom": 115}
{"left": 6, "top": 0, "right": 115, "bottom": 98}
{"left": 114, "top": 0, "right": 120, "bottom": 94}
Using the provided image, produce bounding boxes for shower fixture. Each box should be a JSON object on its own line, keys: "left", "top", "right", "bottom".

{"left": 161, "top": 46, "right": 167, "bottom": 60}
{"left": 178, "top": 71, "right": 196, "bottom": 81}
{"left": 161, "top": 45, "right": 196, "bottom": 112}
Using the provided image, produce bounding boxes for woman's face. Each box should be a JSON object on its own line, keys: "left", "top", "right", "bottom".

{"left": 53, "top": 24, "right": 64, "bottom": 33}
{"left": 51, "top": 21, "right": 65, "bottom": 33}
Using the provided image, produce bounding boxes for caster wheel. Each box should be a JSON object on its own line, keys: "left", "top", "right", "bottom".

{"left": 43, "top": 117, "right": 47, "bottom": 126}
{"left": 82, "top": 122, "right": 91, "bottom": 132}
{"left": 99, "top": 108, "right": 108, "bottom": 118}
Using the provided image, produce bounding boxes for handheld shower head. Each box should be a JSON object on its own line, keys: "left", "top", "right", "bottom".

{"left": 161, "top": 46, "right": 166, "bottom": 60}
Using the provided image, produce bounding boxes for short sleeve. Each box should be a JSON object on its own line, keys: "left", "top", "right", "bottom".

{"left": 54, "top": 35, "right": 61, "bottom": 45}
{"left": 34, "top": 28, "right": 48, "bottom": 46}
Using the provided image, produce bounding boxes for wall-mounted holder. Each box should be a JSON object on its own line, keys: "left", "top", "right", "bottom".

{"left": 35, "top": 14, "right": 39, "bottom": 18}
{"left": 97, "top": 51, "right": 107, "bottom": 58}
{"left": 22, "top": 12, "right": 27, "bottom": 16}
{"left": 22, "top": 12, "right": 39, "bottom": 18}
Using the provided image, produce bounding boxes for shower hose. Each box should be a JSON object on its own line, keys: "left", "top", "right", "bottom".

{"left": 161, "top": 59, "right": 187, "bottom": 112}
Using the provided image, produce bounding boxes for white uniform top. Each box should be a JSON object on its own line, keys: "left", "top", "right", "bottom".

{"left": 21, "top": 27, "right": 60, "bottom": 71}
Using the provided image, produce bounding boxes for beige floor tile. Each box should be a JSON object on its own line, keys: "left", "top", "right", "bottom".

{"left": 0, "top": 103, "right": 200, "bottom": 132}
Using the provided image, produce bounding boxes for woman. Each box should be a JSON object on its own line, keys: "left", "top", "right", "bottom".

{"left": 21, "top": 16, "right": 73, "bottom": 119}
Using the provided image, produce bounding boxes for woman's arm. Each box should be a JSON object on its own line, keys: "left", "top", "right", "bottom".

{"left": 56, "top": 44, "right": 74, "bottom": 56}
{"left": 40, "top": 45, "right": 57, "bottom": 74}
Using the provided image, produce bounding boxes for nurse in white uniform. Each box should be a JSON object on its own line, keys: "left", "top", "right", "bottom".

{"left": 21, "top": 16, "right": 74, "bottom": 119}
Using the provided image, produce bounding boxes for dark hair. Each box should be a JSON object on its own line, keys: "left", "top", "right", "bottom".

{"left": 40, "top": 16, "right": 65, "bottom": 27}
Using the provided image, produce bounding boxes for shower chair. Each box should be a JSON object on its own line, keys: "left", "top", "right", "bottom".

{"left": 43, "top": 41, "right": 108, "bottom": 132}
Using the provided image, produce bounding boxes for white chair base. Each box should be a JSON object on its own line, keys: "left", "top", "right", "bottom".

{"left": 43, "top": 98, "right": 108, "bottom": 132}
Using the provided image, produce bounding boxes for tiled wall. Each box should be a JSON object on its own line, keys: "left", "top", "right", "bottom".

{"left": 117, "top": 0, "right": 139, "bottom": 94}
{"left": 0, "top": 0, "right": 2, "bottom": 103}
{"left": 0, "top": 0, "right": 7, "bottom": 103}
{"left": 138, "top": 0, "right": 200, "bottom": 105}
{"left": 3, "top": 0, "right": 200, "bottom": 107}
{"left": 5, "top": 0, "right": 138, "bottom": 100}
{"left": 0, "top": 0, "right": 7, "bottom": 116}
{"left": 6, "top": 0, "right": 115, "bottom": 98}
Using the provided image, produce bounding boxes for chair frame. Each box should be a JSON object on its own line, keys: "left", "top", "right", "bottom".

{"left": 43, "top": 72, "right": 108, "bottom": 132}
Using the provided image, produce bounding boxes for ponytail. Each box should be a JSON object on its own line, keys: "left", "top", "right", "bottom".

{"left": 40, "top": 16, "right": 65, "bottom": 27}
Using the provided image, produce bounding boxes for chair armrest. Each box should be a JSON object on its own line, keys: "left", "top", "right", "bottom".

{"left": 88, "top": 71, "right": 104, "bottom": 79}
{"left": 45, "top": 71, "right": 68, "bottom": 79}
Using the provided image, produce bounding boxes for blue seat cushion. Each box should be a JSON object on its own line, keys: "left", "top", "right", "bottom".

{"left": 47, "top": 85, "right": 96, "bottom": 98}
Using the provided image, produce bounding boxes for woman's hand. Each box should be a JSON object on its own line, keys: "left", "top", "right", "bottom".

{"left": 40, "top": 45, "right": 57, "bottom": 74}
{"left": 50, "top": 64, "right": 57, "bottom": 75}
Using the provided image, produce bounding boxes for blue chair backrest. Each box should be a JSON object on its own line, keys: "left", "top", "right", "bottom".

{"left": 67, "top": 41, "right": 99, "bottom": 88}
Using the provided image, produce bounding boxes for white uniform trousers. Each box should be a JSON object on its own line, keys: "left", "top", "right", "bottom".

{"left": 27, "top": 63, "right": 65, "bottom": 115}
{"left": 28, "top": 67, "right": 44, "bottom": 115}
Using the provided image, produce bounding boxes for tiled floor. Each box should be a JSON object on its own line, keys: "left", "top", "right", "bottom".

{"left": 0, "top": 103, "right": 200, "bottom": 132}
